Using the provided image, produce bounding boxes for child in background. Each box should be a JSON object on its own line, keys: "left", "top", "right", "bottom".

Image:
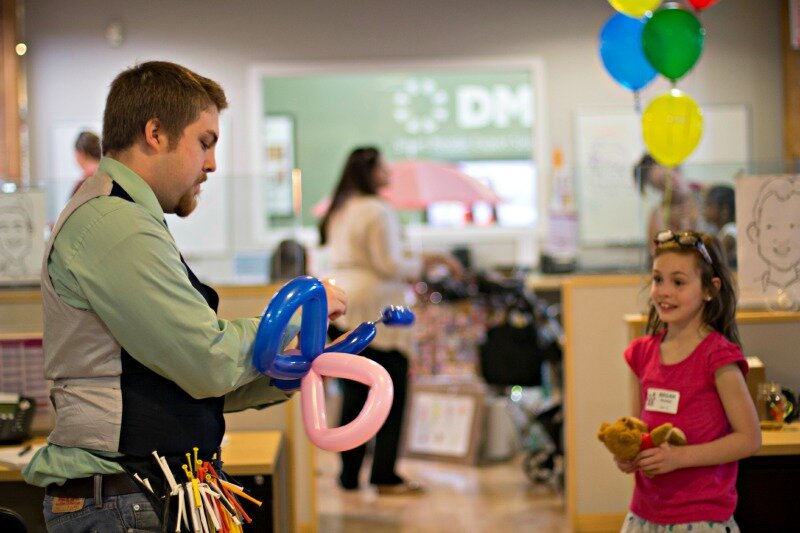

{"left": 704, "top": 185, "right": 737, "bottom": 268}
{"left": 615, "top": 230, "right": 760, "bottom": 532}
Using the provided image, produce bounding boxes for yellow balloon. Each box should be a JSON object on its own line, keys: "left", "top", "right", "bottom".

{"left": 608, "top": 0, "right": 662, "bottom": 18}
{"left": 642, "top": 90, "right": 703, "bottom": 167}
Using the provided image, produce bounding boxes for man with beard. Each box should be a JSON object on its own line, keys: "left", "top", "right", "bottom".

{"left": 23, "top": 61, "right": 347, "bottom": 531}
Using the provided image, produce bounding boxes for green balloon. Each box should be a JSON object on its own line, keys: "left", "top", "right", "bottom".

{"left": 642, "top": 3, "right": 705, "bottom": 81}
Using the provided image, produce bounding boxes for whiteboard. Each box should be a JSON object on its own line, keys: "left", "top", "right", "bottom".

{"left": 574, "top": 104, "right": 750, "bottom": 245}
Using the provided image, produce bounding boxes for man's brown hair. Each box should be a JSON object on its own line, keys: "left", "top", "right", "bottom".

{"left": 74, "top": 131, "right": 101, "bottom": 160}
{"left": 102, "top": 60, "right": 228, "bottom": 155}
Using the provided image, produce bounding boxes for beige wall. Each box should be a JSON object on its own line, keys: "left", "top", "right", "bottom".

{"left": 24, "top": 0, "right": 783, "bottom": 265}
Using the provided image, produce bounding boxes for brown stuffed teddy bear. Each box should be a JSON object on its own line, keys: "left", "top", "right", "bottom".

{"left": 597, "top": 416, "right": 687, "bottom": 462}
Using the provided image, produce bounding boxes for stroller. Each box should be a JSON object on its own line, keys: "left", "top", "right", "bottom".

{"left": 475, "top": 272, "right": 564, "bottom": 489}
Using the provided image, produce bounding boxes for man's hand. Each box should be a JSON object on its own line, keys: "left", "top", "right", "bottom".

{"left": 322, "top": 278, "right": 347, "bottom": 321}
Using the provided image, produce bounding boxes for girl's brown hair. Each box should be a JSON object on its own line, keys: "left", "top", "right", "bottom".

{"left": 645, "top": 231, "right": 741, "bottom": 346}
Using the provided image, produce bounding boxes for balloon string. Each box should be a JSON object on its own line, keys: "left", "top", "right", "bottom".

{"left": 663, "top": 174, "right": 673, "bottom": 230}
{"left": 633, "top": 91, "right": 641, "bottom": 114}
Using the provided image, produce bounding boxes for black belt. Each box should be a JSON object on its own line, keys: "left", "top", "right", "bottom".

{"left": 46, "top": 473, "right": 142, "bottom": 498}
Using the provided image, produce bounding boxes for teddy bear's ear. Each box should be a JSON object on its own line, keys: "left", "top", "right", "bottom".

{"left": 650, "top": 423, "right": 673, "bottom": 444}
{"left": 666, "top": 427, "right": 687, "bottom": 446}
{"left": 628, "top": 416, "right": 648, "bottom": 432}
{"left": 597, "top": 422, "right": 610, "bottom": 442}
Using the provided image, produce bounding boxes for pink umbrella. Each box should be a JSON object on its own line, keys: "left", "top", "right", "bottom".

{"left": 312, "top": 160, "right": 500, "bottom": 215}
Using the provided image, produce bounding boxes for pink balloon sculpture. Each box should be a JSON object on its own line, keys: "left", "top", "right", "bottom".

{"left": 253, "top": 276, "right": 407, "bottom": 452}
{"left": 300, "top": 352, "right": 394, "bottom": 452}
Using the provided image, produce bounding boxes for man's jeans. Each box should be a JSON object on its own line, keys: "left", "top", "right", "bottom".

{"left": 43, "top": 492, "right": 160, "bottom": 532}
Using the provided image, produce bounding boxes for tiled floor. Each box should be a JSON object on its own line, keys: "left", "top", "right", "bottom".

{"left": 315, "top": 448, "right": 568, "bottom": 532}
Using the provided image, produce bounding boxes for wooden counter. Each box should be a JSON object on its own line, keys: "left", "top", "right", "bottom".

{"left": 756, "top": 422, "right": 800, "bottom": 456}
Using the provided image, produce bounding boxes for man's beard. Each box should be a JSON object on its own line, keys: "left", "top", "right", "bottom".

{"left": 174, "top": 189, "right": 198, "bottom": 218}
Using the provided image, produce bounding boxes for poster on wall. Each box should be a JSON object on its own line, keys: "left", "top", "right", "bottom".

{"left": 404, "top": 383, "right": 485, "bottom": 464}
{"left": 735, "top": 174, "right": 800, "bottom": 311}
{"left": 0, "top": 190, "right": 46, "bottom": 286}
{"left": 262, "top": 114, "right": 295, "bottom": 218}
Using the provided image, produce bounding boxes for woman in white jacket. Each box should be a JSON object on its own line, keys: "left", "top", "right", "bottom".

{"left": 319, "top": 146, "right": 461, "bottom": 495}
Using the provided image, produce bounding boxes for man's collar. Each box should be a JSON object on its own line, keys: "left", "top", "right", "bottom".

{"left": 98, "top": 157, "right": 165, "bottom": 224}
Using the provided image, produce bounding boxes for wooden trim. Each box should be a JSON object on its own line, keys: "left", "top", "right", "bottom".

{"left": 572, "top": 512, "right": 626, "bottom": 532}
{"left": 624, "top": 310, "right": 800, "bottom": 328}
{"left": 215, "top": 283, "right": 285, "bottom": 299}
{"left": 561, "top": 279, "right": 577, "bottom": 532}
{"left": 0, "top": 331, "right": 39, "bottom": 341}
{"left": 561, "top": 274, "right": 648, "bottom": 289}
{"left": 0, "top": 289, "right": 40, "bottom": 303}
{"left": 285, "top": 397, "right": 299, "bottom": 532}
{"left": 0, "top": 0, "right": 20, "bottom": 182}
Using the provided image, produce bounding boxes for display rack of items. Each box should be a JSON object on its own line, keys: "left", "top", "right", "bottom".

{"left": 410, "top": 298, "right": 488, "bottom": 378}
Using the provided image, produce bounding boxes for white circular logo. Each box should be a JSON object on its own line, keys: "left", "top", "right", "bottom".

{"left": 393, "top": 78, "right": 449, "bottom": 134}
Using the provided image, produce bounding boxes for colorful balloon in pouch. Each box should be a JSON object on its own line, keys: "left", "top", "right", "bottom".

{"left": 607, "top": 0, "right": 662, "bottom": 18}
{"left": 642, "top": 3, "right": 705, "bottom": 82}
{"left": 599, "top": 13, "right": 657, "bottom": 92}
{"left": 642, "top": 90, "right": 703, "bottom": 167}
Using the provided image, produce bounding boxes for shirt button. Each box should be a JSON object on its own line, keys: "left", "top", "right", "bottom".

{"left": 133, "top": 504, "right": 140, "bottom": 511}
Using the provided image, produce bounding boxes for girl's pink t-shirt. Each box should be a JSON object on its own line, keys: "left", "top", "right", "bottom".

{"left": 625, "top": 330, "right": 748, "bottom": 524}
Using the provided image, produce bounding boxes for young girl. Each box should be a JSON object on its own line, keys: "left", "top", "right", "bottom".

{"left": 616, "top": 230, "right": 761, "bottom": 532}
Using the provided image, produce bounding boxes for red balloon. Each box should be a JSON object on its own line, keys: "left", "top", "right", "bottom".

{"left": 687, "top": 0, "right": 719, "bottom": 10}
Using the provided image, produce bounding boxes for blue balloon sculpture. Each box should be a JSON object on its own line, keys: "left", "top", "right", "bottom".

{"left": 253, "top": 276, "right": 415, "bottom": 390}
{"left": 599, "top": 13, "right": 657, "bottom": 92}
{"left": 326, "top": 306, "right": 416, "bottom": 354}
{"left": 252, "top": 276, "right": 327, "bottom": 389}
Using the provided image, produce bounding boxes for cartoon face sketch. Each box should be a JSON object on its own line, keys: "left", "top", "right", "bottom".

{"left": 0, "top": 199, "right": 34, "bottom": 276}
{"left": 746, "top": 176, "right": 800, "bottom": 294}
{"left": 752, "top": 194, "right": 800, "bottom": 271}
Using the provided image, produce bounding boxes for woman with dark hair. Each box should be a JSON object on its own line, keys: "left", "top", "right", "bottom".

{"left": 319, "top": 146, "right": 461, "bottom": 495}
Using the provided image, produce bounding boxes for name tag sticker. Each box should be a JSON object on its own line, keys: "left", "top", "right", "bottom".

{"left": 645, "top": 388, "right": 680, "bottom": 414}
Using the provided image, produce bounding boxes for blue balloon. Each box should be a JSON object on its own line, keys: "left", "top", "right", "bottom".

{"left": 380, "top": 306, "right": 415, "bottom": 326}
{"left": 599, "top": 13, "right": 657, "bottom": 92}
{"left": 253, "top": 276, "right": 327, "bottom": 380}
{"left": 252, "top": 278, "right": 417, "bottom": 388}
{"left": 327, "top": 306, "right": 416, "bottom": 354}
{"left": 326, "top": 322, "right": 377, "bottom": 355}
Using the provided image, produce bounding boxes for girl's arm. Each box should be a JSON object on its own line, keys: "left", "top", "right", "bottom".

{"left": 636, "top": 363, "right": 761, "bottom": 475}
{"left": 630, "top": 374, "right": 642, "bottom": 417}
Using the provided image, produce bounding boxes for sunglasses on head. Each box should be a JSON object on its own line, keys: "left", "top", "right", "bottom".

{"left": 654, "top": 230, "right": 713, "bottom": 265}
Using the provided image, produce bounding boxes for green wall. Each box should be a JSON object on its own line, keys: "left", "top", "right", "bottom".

{"left": 261, "top": 68, "right": 536, "bottom": 226}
